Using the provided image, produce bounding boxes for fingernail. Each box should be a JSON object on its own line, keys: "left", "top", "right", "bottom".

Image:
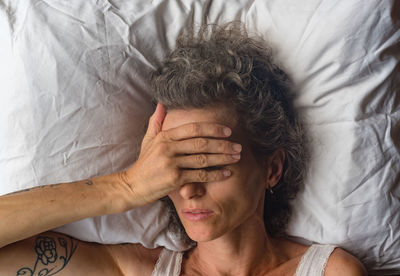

{"left": 232, "top": 154, "right": 241, "bottom": 160}
{"left": 232, "top": 144, "right": 242, "bottom": 152}
{"left": 223, "top": 127, "right": 232, "bottom": 136}
{"left": 223, "top": 169, "right": 231, "bottom": 176}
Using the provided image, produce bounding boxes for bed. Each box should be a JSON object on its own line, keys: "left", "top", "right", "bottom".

{"left": 0, "top": 0, "right": 399, "bottom": 274}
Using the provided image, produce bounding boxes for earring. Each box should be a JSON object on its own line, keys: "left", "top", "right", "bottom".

{"left": 268, "top": 184, "right": 274, "bottom": 194}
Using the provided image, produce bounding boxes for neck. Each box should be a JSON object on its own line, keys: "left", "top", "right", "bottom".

{"left": 186, "top": 216, "right": 286, "bottom": 276}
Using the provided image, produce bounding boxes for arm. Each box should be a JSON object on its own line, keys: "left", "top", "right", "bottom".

{"left": 0, "top": 103, "right": 241, "bottom": 248}
{"left": 0, "top": 232, "right": 80, "bottom": 276}
{"left": 0, "top": 174, "right": 132, "bottom": 249}
{"left": 0, "top": 231, "right": 134, "bottom": 276}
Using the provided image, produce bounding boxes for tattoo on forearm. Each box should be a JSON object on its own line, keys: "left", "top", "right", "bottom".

{"left": 85, "top": 180, "right": 93, "bottom": 186}
{"left": 16, "top": 235, "right": 78, "bottom": 276}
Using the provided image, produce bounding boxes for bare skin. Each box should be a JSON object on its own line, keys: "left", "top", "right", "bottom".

{"left": 0, "top": 104, "right": 367, "bottom": 275}
{"left": 160, "top": 107, "right": 366, "bottom": 276}
{"left": 0, "top": 104, "right": 240, "bottom": 248}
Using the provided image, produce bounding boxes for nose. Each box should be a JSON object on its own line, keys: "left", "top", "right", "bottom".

{"left": 179, "top": 182, "right": 206, "bottom": 199}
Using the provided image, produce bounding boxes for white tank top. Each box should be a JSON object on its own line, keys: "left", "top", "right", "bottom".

{"left": 151, "top": 244, "right": 336, "bottom": 276}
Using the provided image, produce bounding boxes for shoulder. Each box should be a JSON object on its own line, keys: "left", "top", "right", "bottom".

{"left": 325, "top": 248, "right": 368, "bottom": 276}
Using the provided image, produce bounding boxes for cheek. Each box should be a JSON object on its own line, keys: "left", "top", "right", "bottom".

{"left": 212, "top": 168, "right": 265, "bottom": 218}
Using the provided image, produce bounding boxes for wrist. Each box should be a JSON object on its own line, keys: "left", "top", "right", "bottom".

{"left": 91, "top": 173, "right": 135, "bottom": 214}
{"left": 115, "top": 165, "right": 154, "bottom": 208}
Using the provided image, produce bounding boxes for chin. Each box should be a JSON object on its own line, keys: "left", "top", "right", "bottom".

{"left": 186, "top": 232, "right": 216, "bottom": 243}
{"left": 184, "top": 224, "right": 225, "bottom": 243}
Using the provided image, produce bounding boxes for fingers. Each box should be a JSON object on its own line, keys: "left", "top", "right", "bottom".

{"left": 176, "top": 153, "right": 241, "bottom": 169}
{"left": 180, "top": 168, "right": 232, "bottom": 184}
{"left": 162, "top": 122, "right": 232, "bottom": 141}
{"left": 146, "top": 103, "right": 167, "bottom": 138}
{"left": 171, "top": 138, "right": 242, "bottom": 156}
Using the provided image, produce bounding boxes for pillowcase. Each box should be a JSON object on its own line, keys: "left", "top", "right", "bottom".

{"left": 244, "top": 2, "right": 399, "bottom": 274}
{"left": 1, "top": 0, "right": 398, "bottom": 274}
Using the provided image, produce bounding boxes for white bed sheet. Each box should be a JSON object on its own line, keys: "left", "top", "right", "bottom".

{"left": 0, "top": 0, "right": 399, "bottom": 274}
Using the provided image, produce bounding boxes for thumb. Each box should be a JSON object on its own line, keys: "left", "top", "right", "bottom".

{"left": 146, "top": 103, "right": 166, "bottom": 138}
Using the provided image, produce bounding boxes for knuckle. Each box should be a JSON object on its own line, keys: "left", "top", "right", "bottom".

{"left": 195, "top": 154, "right": 208, "bottom": 167}
{"left": 189, "top": 123, "right": 201, "bottom": 137}
{"left": 224, "top": 141, "right": 233, "bottom": 152}
{"left": 156, "top": 142, "right": 169, "bottom": 154}
{"left": 225, "top": 154, "right": 233, "bottom": 162}
{"left": 216, "top": 141, "right": 226, "bottom": 152}
{"left": 194, "top": 138, "right": 208, "bottom": 150}
{"left": 197, "top": 169, "right": 208, "bottom": 182}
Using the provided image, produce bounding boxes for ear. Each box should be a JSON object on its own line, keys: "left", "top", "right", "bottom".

{"left": 265, "top": 149, "right": 285, "bottom": 189}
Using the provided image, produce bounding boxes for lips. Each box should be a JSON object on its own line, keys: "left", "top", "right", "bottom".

{"left": 182, "top": 209, "right": 214, "bottom": 221}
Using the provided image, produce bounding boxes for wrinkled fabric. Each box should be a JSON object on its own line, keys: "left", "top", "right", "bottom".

{"left": 0, "top": 0, "right": 399, "bottom": 274}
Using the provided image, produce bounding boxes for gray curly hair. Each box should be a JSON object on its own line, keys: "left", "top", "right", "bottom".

{"left": 151, "top": 23, "right": 308, "bottom": 239}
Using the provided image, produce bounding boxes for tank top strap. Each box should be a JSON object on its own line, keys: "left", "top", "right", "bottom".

{"left": 294, "top": 244, "right": 337, "bottom": 276}
{"left": 151, "top": 248, "right": 183, "bottom": 276}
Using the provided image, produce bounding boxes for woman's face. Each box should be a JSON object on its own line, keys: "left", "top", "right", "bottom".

{"left": 163, "top": 106, "right": 269, "bottom": 242}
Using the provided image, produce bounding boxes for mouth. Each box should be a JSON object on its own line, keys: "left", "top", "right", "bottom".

{"left": 181, "top": 209, "right": 215, "bottom": 221}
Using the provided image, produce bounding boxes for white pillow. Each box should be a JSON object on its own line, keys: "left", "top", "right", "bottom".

{"left": 0, "top": 0, "right": 178, "bottom": 250}
{"left": 243, "top": 1, "right": 400, "bottom": 275}
{"left": 1, "top": 0, "right": 398, "bottom": 274}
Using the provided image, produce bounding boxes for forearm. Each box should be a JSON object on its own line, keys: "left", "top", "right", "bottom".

{"left": 0, "top": 173, "right": 133, "bottom": 248}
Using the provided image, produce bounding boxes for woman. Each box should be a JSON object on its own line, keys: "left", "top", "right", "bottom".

{"left": 0, "top": 24, "right": 366, "bottom": 275}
